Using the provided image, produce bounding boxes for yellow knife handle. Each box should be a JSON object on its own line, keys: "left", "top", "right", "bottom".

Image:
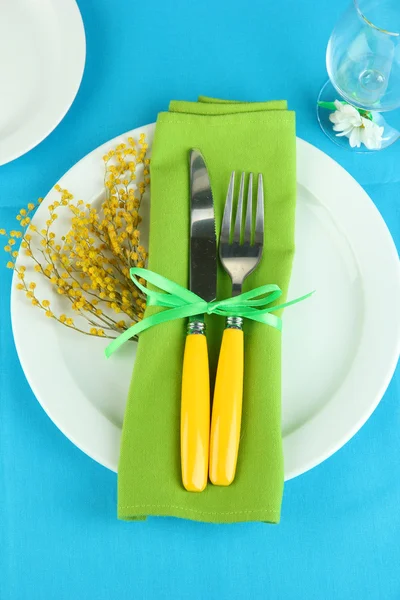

{"left": 209, "top": 327, "right": 244, "bottom": 486}
{"left": 181, "top": 326, "right": 210, "bottom": 492}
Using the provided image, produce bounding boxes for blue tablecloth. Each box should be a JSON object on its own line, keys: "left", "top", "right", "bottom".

{"left": 1, "top": 0, "right": 399, "bottom": 598}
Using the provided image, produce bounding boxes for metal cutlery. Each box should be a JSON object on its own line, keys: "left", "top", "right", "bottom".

{"left": 181, "top": 149, "right": 217, "bottom": 492}
{"left": 209, "top": 171, "right": 264, "bottom": 486}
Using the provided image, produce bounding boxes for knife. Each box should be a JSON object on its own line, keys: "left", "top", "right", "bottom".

{"left": 181, "top": 149, "right": 217, "bottom": 492}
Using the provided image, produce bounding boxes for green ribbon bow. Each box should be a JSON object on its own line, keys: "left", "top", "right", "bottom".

{"left": 105, "top": 267, "right": 314, "bottom": 358}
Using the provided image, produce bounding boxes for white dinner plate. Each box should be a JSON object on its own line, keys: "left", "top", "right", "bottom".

{"left": 11, "top": 124, "right": 400, "bottom": 480}
{"left": 0, "top": 0, "right": 85, "bottom": 165}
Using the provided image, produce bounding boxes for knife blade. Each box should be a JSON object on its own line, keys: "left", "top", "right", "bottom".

{"left": 180, "top": 148, "right": 217, "bottom": 492}
{"left": 189, "top": 149, "right": 217, "bottom": 302}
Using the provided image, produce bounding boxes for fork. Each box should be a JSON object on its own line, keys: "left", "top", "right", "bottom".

{"left": 209, "top": 171, "right": 264, "bottom": 486}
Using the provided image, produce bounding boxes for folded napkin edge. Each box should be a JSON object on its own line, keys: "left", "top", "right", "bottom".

{"left": 118, "top": 503, "right": 281, "bottom": 524}
{"left": 197, "top": 95, "right": 288, "bottom": 108}
{"left": 156, "top": 111, "right": 295, "bottom": 124}
{"left": 170, "top": 99, "right": 288, "bottom": 112}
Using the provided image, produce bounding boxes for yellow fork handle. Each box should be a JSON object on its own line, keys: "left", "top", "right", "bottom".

{"left": 181, "top": 332, "right": 210, "bottom": 492}
{"left": 209, "top": 327, "right": 244, "bottom": 486}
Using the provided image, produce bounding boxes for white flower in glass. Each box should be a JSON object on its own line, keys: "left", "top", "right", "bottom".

{"left": 329, "top": 100, "right": 384, "bottom": 150}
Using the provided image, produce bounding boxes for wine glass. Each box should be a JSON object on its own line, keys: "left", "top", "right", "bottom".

{"left": 317, "top": 0, "right": 400, "bottom": 152}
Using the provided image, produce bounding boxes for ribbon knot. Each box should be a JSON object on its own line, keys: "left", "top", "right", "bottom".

{"left": 105, "top": 267, "right": 313, "bottom": 358}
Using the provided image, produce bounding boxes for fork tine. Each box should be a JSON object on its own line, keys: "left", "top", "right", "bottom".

{"left": 233, "top": 172, "right": 245, "bottom": 243}
{"left": 221, "top": 171, "right": 235, "bottom": 244}
{"left": 255, "top": 173, "right": 264, "bottom": 245}
{"left": 244, "top": 173, "right": 253, "bottom": 244}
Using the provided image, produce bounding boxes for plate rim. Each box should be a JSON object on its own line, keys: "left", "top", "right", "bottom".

{"left": 286, "top": 137, "right": 400, "bottom": 478}
{"left": 0, "top": 0, "right": 86, "bottom": 166}
{"left": 10, "top": 125, "right": 400, "bottom": 479}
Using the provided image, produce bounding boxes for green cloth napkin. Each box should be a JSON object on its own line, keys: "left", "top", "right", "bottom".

{"left": 118, "top": 97, "right": 296, "bottom": 523}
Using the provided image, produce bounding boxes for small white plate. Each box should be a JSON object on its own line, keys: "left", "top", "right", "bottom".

{"left": 0, "top": 0, "right": 85, "bottom": 165}
{"left": 11, "top": 125, "right": 400, "bottom": 480}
